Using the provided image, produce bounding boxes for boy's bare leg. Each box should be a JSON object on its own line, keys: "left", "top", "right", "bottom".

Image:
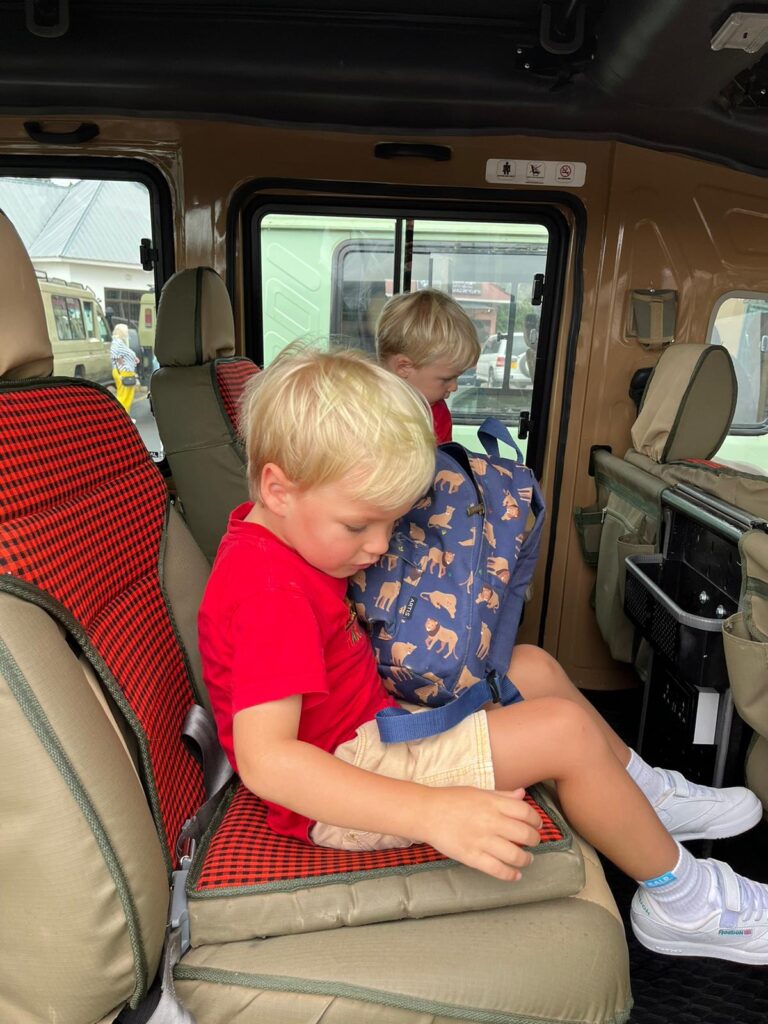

{"left": 501, "top": 644, "right": 763, "bottom": 845}
{"left": 485, "top": 695, "right": 678, "bottom": 881}
{"left": 503, "top": 644, "right": 632, "bottom": 766}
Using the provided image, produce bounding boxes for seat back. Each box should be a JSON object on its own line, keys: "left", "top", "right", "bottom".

{"left": 0, "top": 210, "right": 191, "bottom": 1022}
{"left": 151, "top": 267, "right": 259, "bottom": 560}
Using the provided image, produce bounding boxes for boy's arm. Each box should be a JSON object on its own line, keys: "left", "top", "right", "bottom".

{"left": 234, "top": 696, "right": 542, "bottom": 881}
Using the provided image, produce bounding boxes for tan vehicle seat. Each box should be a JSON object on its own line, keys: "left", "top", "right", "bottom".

{"left": 577, "top": 343, "right": 768, "bottom": 813}
{"left": 151, "top": 267, "right": 259, "bottom": 561}
{"left": 629, "top": 346, "right": 768, "bottom": 813}
{"left": 0, "top": 211, "right": 631, "bottom": 1024}
{"left": 576, "top": 344, "right": 738, "bottom": 663}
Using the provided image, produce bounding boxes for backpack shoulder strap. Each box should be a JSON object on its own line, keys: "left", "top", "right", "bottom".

{"left": 375, "top": 672, "right": 523, "bottom": 743}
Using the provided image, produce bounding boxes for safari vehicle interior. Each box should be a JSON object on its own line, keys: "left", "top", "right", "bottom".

{"left": 1, "top": 1, "right": 768, "bottom": 1023}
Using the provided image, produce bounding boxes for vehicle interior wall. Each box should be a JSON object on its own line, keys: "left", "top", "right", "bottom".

{"left": 2, "top": 115, "right": 767, "bottom": 693}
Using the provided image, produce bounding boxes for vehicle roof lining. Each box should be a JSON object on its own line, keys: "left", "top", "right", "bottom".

{"left": 0, "top": 0, "right": 766, "bottom": 172}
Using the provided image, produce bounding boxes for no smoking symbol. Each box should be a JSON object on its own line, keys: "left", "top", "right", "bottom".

{"left": 558, "top": 164, "right": 573, "bottom": 179}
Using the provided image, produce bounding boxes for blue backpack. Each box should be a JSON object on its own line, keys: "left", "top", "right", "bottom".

{"left": 349, "top": 418, "right": 545, "bottom": 743}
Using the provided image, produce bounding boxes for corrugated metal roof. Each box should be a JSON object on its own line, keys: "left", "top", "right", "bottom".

{"left": 0, "top": 178, "right": 68, "bottom": 249}
{"left": 28, "top": 179, "right": 151, "bottom": 264}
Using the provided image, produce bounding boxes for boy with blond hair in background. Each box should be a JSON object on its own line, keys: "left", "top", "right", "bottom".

{"left": 199, "top": 344, "right": 768, "bottom": 965}
{"left": 376, "top": 288, "right": 480, "bottom": 443}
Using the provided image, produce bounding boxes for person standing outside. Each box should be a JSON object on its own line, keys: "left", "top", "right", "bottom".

{"left": 110, "top": 323, "right": 140, "bottom": 416}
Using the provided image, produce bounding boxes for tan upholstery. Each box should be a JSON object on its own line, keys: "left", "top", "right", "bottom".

{"left": 0, "top": 596, "right": 168, "bottom": 1024}
{"left": 154, "top": 266, "right": 236, "bottom": 367}
{"left": 152, "top": 267, "right": 255, "bottom": 561}
{"left": 0, "top": 211, "right": 53, "bottom": 379}
{"left": 631, "top": 344, "right": 735, "bottom": 463}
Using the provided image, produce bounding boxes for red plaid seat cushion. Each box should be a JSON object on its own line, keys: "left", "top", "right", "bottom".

{"left": 0, "top": 380, "right": 204, "bottom": 862}
{"left": 192, "top": 782, "right": 565, "bottom": 893}
{"left": 214, "top": 357, "right": 259, "bottom": 436}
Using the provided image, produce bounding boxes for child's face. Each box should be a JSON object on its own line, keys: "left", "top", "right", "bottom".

{"left": 280, "top": 477, "right": 413, "bottom": 579}
{"left": 402, "top": 356, "right": 464, "bottom": 405}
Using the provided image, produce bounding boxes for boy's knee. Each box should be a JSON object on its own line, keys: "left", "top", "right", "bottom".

{"left": 540, "top": 697, "right": 603, "bottom": 749}
{"left": 507, "top": 643, "right": 556, "bottom": 680}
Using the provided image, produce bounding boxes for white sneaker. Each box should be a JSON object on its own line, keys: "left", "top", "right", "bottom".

{"left": 652, "top": 769, "right": 763, "bottom": 841}
{"left": 631, "top": 859, "right": 768, "bottom": 964}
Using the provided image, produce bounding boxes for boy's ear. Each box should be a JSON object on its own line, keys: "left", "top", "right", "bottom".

{"left": 389, "top": 354, "right": 415, "bottom": 379}
{"left": 259, "top": 463, "right": 295, "bottom": 516}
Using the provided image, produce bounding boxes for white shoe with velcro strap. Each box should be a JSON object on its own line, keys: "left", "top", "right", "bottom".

{"left": 631, "top": 859, "right": 768, "bottom": 964}
{"left": 652, "top": 769, "right": 763, "bottom": 841}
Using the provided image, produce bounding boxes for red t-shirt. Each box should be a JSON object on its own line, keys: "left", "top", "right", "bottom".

{"left": 198, "top": 503, "right": 398, "bottom": 842}
{"left": 431, "top": 399, "right": 453, "bottom": 444}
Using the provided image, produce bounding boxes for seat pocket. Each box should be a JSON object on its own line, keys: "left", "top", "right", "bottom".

{"left": 594, "top": 497, "right": 654, "bottom": 662}
{"left": 723, "top": 611, "right": 768, "bottom": 738}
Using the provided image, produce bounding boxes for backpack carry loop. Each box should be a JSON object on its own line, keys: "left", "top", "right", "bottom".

{"left": 361, "top": 417, "right": 545, "bottom": 744}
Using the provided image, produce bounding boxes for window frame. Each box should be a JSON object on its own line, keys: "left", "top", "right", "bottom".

{"left": 239, "top": 185, "right": 570, "bottom": 482}
{"left": 0, "top": 155, "right": 175, "bottom": 296}
{"left": 707, "top": 289, "right": 768, "bottom": 436}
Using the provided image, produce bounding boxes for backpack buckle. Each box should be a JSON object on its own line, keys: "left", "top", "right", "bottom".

{"left": 486, "top": 672, "right": 501, "bottom": 703}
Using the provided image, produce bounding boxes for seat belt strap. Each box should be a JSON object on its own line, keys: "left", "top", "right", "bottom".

{"left": 180, "top": 704, "right": 233, "bottom": 799}
{"left": 176, "top": 705, "right": 235, "bottom": 861}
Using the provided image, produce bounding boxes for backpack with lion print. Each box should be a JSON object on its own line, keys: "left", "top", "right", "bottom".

{"left": 349, "top": 417, "right": 545, "bottom": 743}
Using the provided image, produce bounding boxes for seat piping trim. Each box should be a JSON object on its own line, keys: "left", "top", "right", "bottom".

{"left": 172, "top": 963, "right": 632, "bottom": 1024}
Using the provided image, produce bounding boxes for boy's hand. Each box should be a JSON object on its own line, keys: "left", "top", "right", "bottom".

{"left": 420, "top": 787, "right": 541, "bottom": 881}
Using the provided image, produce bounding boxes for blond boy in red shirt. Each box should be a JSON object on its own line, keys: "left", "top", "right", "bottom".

{"left": 376, "top": 288, "right": 480, "bottom": 443}
{"left": 199, "top": 345, "right": 767, "bottom": 965}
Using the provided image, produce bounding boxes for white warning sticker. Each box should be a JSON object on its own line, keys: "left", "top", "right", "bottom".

{"left": 486, "top": 159, "right": 586, "bottom": 187}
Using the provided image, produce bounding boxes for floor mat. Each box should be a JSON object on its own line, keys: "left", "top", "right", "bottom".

{"left": 587, "top": 688, "right": 768, "bottom": 1023}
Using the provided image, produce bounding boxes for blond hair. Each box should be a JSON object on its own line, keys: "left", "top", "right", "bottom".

{"left": 241, "top": 344, "right": 435, "bottom": 508}
{"left": 376, "top": 288, "right": 481, "bottom": 372}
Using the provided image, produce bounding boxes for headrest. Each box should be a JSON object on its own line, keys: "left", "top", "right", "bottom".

{"left": 631, "top": 344, "right": 736, "bottom": 463}
{"left": 0, "top": 211, "right": 53, "bottom": 379}
{"left": 155, "top": 267, "right": 236, "bottom": 367}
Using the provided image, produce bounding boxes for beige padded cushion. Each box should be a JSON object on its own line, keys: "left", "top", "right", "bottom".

{"left": 631, "top": 344, "right": 735, "bottom": 463}
{"left": 0, "top": 211, "right": 53, "bottom": 379}
{"left": 177, "top": 837, "right": 630, "bottom": 1024}
{"left": 0, "top": 595, "right": 168, "bottom": 1024}
{"left": 155, "top": 267, "right": 236, "bottom": 366}
{"left": 187, "top": 785, "right": 585, "bottom": 944}
{"left": 162, "top": 506, "right": 212, "bottom": 705}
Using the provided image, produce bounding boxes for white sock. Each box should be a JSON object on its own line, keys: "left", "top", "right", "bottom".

{"left": 639, "top": 844, "right": 716, "bottom": 924}
{"left": 625, "top": 748, "right": 666, "bottom": 805}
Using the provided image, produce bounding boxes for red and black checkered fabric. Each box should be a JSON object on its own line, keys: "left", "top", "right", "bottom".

{"left": 214, "top": 358, "right": 259, "bottom": 435}
{"left": 0, "top": 381, "right": 204, "bottom": 857}
{"left": 194, "top": 782, "right": 564, "bottom": 892}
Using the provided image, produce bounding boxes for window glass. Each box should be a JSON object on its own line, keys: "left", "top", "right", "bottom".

{"left": 96, "top": 311, "right": 111, "bottom": 344}
{"left": 709, "top": 293, "right": 768, "bottom": 471}
{"left": 65, "top": 297, "right": 86, "bottom": 339}
{"left": 260, "top": 214, "right": 396, "bottom": 366}
{"left": 51, "top": 294, "right": 73, "bottom": 339}
{"left": 0, "top": 175, "right": 161, "bottom": 456}
{"left": 82, "top": 300, "right": 95, "bottom": 336}
{"left": 258, "top": 212, "right": 550, "bottom": 459}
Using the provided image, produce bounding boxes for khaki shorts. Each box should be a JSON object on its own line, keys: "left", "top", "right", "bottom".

{"left": 310, "top": 708, "right": 494, "bottom": 852}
